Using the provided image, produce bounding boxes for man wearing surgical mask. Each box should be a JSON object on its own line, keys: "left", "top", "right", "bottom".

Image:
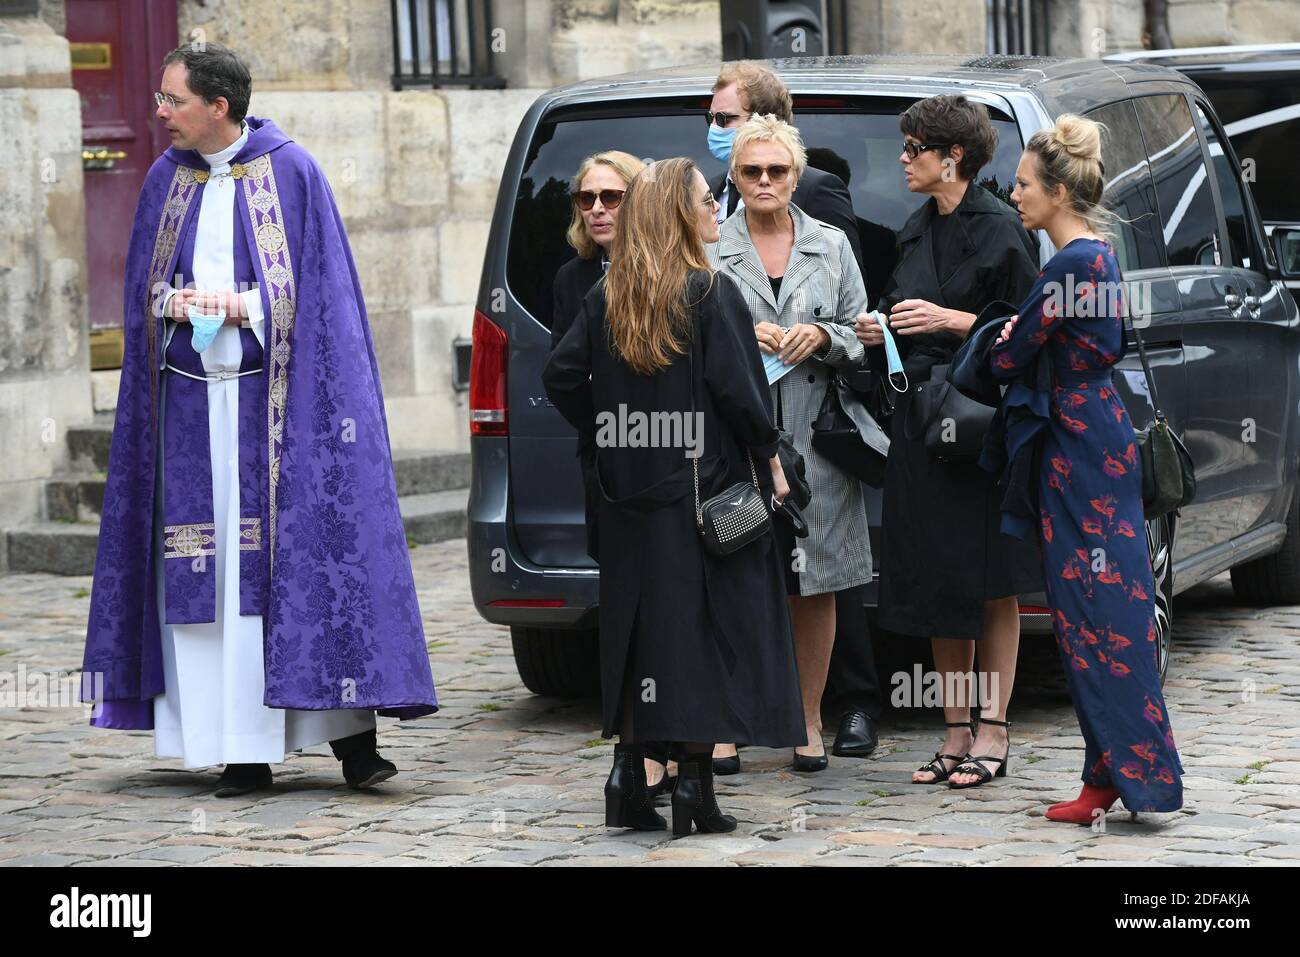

{"left": 706, "top": 63, "right": 862, "bottom": 273}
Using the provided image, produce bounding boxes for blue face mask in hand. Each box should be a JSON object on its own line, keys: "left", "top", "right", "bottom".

{"left": 187, "top": 305, "right": 225, "bottom": 353}
{"left": 708, "top": 124, "right": 737, "bottom": 164}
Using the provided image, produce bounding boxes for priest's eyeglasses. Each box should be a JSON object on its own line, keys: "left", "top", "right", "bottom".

{"left": 575, "top": 189, "right": 625, "bottom": 211}
{"left": 154, "top": 91, "right": 194, "bottom": 110}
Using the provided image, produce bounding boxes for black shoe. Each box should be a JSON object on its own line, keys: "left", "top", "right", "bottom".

{"left": 605, "top": 744, "right": 667, "bottom": 831}
{"left": 341, "top": 751, "right": 398, "bottom": 789}
{"left": 214, "top": 763, "right": 272, "bottom": 798}
{"left": 792, "top": 750, "right": 829, "bottom": 773}
{"left": 671, "top": 755, "right": 738, "bottom": 838}
{"left": 832, "top": 710, "right": 879, "bottom": 758}
{"left": 712, "top": 752, "right": 741, "bottom": 776}
{"left": 948, "top": 717, "right": 1011, "bottom": 790}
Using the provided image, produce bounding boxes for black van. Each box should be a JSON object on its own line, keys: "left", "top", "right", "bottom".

{"left": 1108, "top": 43, "right": 1300, "bottom": 296}
{"left": 467, "top": 54, "right": 1300, "bottom": 696}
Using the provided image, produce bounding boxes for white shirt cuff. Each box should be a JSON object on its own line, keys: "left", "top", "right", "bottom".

{"left": 240, "top": 289, "right": 266, "bottom": 349}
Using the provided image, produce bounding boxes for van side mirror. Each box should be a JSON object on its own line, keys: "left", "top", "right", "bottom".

{"left": 1275, "top": 228, "right": 1300, "bottom": 278}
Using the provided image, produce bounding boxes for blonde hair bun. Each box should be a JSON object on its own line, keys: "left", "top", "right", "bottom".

{"left": 1051, "top": 114, "right": 1103, "bottom": 164}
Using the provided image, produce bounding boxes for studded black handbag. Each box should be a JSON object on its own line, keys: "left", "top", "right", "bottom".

{"left": 693, "top": 450, "right": 772, "bottom": 557}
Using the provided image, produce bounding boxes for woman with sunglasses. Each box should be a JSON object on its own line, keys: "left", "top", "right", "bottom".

{"left": 709, "top": 115, "right": 871, "bottom": 775}
{"left": 550, "top": 151, "right": 686, "bottom": 797}
{"left": 543, "top": 158, "right": 805, "bottom": 836}
{"left": 551, "top": 151, "right": 645, "bottom": 350}
{"left": 854, "top": 94, "right": 1040, "bottom": 790}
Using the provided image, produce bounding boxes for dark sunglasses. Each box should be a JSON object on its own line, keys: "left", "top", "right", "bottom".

{"left": 706, "top": 110, "right": 751, "bottom": 128}
{"left": 737, "top": 163, "right": 792, "bottom": 184}
{"left": 902, "top": 140, "right": 952, "bottom": 159}
{"left": 575, "top": 189, "right": 625, "bottom": 211}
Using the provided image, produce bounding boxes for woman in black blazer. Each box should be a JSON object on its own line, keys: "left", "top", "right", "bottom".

{"left": 544, "top": 158, "right": 805, "bottom": 837}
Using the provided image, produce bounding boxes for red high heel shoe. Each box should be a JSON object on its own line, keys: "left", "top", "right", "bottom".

{"left": 1045, "top": 783, "right": 1122, "bottom": 824}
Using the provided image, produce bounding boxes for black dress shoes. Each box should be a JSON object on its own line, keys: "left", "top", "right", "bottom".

{"left": 341, "top": 751, "right": 399, "bottom": 789}
{"left": 214, "top": 763, "right": 272, "bottom": 798}
{"left": 832, "top": 710, "right": 879, "bottom": 758}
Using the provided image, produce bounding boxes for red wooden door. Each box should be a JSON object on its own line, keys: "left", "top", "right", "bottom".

{"left": 69, "top": 0, "right": 176, "bottom": 335}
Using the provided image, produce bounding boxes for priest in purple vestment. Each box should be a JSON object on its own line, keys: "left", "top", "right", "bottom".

{"left": 80, "top": 43, "right": 437, "bottom": 797}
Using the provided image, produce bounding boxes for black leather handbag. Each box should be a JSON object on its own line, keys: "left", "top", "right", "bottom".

{"left": 773, "top": 386, "right": 811, "bottom": 510}
{"left": 1131, "top": 319, "right": 1196, "bottom": 518}
{"left": 692, "top": 450, "right": 772, "bottom": 556}
{"left": 810, "top": 373, "right": 891, "bottom": 487}
{"left": 910, "top": 361, "right": 996, "bottom": 463}
{"left": 688, "top": 350, "right": 773, "bottom": 556}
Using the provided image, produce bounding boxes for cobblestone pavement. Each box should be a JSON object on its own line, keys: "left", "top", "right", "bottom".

{"left": 1, "top": 539, "right": 1298, "bottom": 867}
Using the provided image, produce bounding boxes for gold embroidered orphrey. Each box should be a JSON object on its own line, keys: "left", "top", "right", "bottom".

{"left": 240, "top": 152, "right": 296, "bottom": 575}
{"left": 239, "top": 517, "right": 263, "bottom": 552}
{"left": 163, "top": 522, "right": 217, "bottom": 560}
{"left": 144, "top": 165, "right": 204, "bottom": 434}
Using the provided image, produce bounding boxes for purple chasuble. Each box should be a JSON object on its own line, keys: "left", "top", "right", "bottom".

{"left": 82, "top": 117, "right": 437, "bottom": 728}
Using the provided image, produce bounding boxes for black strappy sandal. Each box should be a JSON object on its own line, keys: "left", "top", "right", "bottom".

{"left": 948, "top": 717, "right": 1011, "bottom": 789}
{"left": 913, "top": 720, "right": 974, "bottom": 784}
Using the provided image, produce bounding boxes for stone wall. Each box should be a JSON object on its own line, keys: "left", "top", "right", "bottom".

{"left": 170, "top": 0, "right": 722, "bottom": 453}
{"left": 1047, "top": 0, "right": 1300, "bottom": 56}
{"left": 0, "top": 15, "right": 92, "bottom": 541}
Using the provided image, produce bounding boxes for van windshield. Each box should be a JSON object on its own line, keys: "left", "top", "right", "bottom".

{"left": 507, "top": 98, "right": 1025, "bottom": 328}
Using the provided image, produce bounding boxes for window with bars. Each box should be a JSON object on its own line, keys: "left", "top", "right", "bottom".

{"left": 985, "top": 0, "right": 1050, "bottom": 56}
{"left": 390, "top": 0, "right": 505, "bottom": 90}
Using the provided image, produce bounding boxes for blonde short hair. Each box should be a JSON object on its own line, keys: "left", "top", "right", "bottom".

{"left": 566, "top": 150, "right": 646, "bottom": 260}
{"left": 729, "top": 114, "right": 807, "bottom": 184}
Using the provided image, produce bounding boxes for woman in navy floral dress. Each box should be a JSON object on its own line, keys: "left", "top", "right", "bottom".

{"left": 990, "top": 115, "right": 1183, "bottom": 823}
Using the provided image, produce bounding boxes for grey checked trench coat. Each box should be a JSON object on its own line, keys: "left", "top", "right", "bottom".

{"left": 708, "top": 203, "right": 872, "bottom": 595}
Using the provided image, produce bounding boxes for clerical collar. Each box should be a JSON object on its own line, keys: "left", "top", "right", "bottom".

{"left": 200, "top": 121, "right": 249, "bottom": 173}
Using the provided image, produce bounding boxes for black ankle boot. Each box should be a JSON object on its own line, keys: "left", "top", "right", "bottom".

{"left": 671, "top": 755, "right": 738, "bottom": 838}
{"left": 604, "top": 743, "right": 667, "bottom": 831}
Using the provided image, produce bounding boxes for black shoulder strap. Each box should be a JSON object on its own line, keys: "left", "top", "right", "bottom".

{"left": 1127, "top": 312, "right": 1163, "bottom": 414}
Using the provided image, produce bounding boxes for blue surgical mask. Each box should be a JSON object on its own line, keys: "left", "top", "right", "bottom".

{"left": 708, "top": 124, "right": 736, "bottom": 164}
{"left": 188, "top": 305, "right": 225, "bottom": 352}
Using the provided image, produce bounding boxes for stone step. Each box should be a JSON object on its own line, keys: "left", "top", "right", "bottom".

{"left": 6, "top": 488, "right": 469, "bottom": 576}
{"left": 392, "top": 449, "right": 471, "bottom": 497}
{"left": 65, "top": 412, "right": 117, "bottom": 473}
{"left": 45, "top": 474, "right": 106, "bottom": 523}
{"left": 42, "top": 449, "right": 468, "bottom": 523}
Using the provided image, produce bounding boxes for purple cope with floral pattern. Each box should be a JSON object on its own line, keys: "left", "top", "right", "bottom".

{"left": 82, "top": 118, "right": 438, "bottom": 728}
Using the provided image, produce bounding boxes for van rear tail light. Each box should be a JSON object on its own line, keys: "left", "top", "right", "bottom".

{"left": 470, "top": 309, "right": 508, "bottom": 436}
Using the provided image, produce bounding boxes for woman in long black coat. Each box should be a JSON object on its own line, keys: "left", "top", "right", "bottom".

{"left": 856, "top": 96, "right": 1041, "bottom": 789}
{"left": 544, "top": 158, "right": 805, "bottom": 837}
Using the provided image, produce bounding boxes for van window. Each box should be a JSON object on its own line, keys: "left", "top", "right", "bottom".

{"left": 507, "top": 99, "right": 1025, "bottom": 328}
{"left": 1194, "top": 103, "right": 1253, "bottom": 270}
{"left": 1083, "top": 99, "right": 1164, "bottom": 272}
{"left": 1185, "top": 69, "right": 1300, "bottom": 223}
{"left": 1131, "top": 94, "right": 1227, "bottom": 268}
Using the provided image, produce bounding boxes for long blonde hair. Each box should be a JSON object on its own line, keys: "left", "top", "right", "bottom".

{"left": 566, "top": 150, "right": 646, "bottom": 259}
{"left": 604, "top": 158, "right": 714, "bottom": 375}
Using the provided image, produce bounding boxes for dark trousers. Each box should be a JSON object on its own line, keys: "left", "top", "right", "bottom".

{"left": 329, "top": 728, "right": 377, "bottom": 761}
{"left": 823, "top": 584, "right": 884, "bottom": 719}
